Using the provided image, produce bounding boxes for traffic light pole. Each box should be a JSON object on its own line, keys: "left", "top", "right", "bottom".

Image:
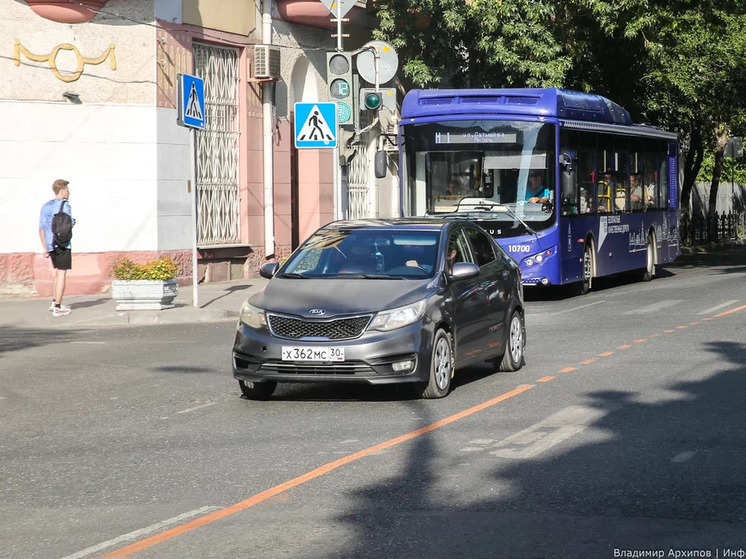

{"left": 334, "top": 2, "right": 343, "bottom": 219}
{"left": 335, "top": 3, "right": 343, "bottom": 51}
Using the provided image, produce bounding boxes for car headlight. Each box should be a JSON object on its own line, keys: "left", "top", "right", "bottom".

{"left": 239, "top": 301, "right": 267, "bottom": 329}
{"left": 368, "top": 300, "right": 427, "bottom": 332}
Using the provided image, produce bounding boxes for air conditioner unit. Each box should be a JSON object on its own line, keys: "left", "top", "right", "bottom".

{"left": 254, "top": 45, "right": 281, "bottom": 79}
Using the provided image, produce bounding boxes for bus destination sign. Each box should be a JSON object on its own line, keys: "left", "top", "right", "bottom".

{"left": 435, "top": 132, "right": 517, "bottom": 144}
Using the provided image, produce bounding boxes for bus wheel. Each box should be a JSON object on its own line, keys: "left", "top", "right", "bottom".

{"left": 642, "top": 234, "right": 655, "bottom": 282}
{"left": 579, "top": 243, "right": 594, "bottom": 295}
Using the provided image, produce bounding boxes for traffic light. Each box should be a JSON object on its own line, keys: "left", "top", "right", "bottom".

{"left": 359, "top": 88, "right": 397, "bottom": 112}
{"left": 326, "top": 51, "right": 353, "bottom": 125}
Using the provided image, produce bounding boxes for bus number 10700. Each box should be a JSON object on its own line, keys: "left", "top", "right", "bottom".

{"left": 508, "top": 245, "right": 531, "bottom": 253}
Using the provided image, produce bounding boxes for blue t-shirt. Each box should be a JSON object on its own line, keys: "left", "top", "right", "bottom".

{"left": 39, "top": 199, "right": 74, "bottom": 251}
{"left": 525, "top": 186, "right": 550, "bottom": 201}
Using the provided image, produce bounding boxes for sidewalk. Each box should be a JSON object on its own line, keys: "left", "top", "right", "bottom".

{"left": 0, "top": 277, "right": 269, "bottom": 329}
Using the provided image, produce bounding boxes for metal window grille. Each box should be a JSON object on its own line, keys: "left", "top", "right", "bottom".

{"left": 193, "top": 43, "right": 241, "bottom": 246}
{"left": 346, "top": 141, "right": 370, "bottom": 219}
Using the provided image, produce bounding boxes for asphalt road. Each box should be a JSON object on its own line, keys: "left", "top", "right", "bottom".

{"left": 1, "top": 247, "right": 745, "bottom": 559}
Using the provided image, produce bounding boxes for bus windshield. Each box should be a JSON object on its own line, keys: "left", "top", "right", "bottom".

{"left": 403, "top": 120, "right": 556, "bottom": 232}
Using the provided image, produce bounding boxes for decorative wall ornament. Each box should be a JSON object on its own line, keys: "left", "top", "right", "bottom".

{"left": 14, "top": 40, "right": 116, "bottom": 83}
{"left": 25, "top": 1, "right": 109, "bottom": 24}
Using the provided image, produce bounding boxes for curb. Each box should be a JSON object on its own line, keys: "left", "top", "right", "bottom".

{"left": 680, "top": 239, "right": 746, "bottom": 255}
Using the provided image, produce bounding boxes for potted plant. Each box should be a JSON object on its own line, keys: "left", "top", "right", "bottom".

{"left": 110, "top": 257, "right": 179, "bottom": 310}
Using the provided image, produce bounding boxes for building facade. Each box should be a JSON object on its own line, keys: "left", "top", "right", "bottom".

{"left": 0, "top": 0, "right": 383, "bottom": 298}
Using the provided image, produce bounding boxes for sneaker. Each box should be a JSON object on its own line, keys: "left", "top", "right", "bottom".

{"left": 51, "top": 306, "right": 71, "bottom": 317}
{"left": 50, "top": 303, "right": 70, "bottom": 312}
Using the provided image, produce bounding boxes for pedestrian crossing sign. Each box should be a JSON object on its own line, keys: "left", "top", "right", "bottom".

{"left": 294, "top": 102, "right": 337, "bottom": 149}
{"left": 178, "top": 74, "right": 205, "bottom": 130}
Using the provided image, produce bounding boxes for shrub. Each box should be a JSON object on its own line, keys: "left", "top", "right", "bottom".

{"left": 112, "top": 257, "right": 178, "bottom": 281}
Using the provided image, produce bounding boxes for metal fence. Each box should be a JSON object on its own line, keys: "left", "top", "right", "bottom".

{"left": 680, "top": 210, "right": 746, "bottom": 246}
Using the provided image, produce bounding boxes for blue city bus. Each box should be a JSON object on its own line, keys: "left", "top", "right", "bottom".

{"left": 398, "top": 88, "right": 679, "bottom": 293}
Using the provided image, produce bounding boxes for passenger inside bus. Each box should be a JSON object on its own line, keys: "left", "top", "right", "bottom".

{"left": 445, "top": 179, "right": 462, "bottom": 196}
{"left": 630, "top": 173, "right": 653, "bottom": 210}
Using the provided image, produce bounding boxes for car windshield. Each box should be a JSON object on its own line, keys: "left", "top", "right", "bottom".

{"left": 280, "top": 228, "right": 441, "bottom": 279}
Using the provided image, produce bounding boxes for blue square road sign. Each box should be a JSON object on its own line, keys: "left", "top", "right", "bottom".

{"left": 294, "top": 102, "right": 337, "bottom": 149}
{"left": 179, "top": 74, "right": 205, "bottom": 130}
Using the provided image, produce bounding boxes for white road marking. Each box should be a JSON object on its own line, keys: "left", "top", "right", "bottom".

{"left": 624, "top": 300, "right": 683, "bottom": 315}
{"left": 697, "top": 300, "right": 739, "bottom": 315}
{"left": 490, "top": 405, "right": 613, "bottom": 459}
{"left": 70, "top": 341, "right": 107, "bottom": 344}
{"left": 550, "top": 300, "right": 606, "bottom": 315}
{"left": 176, "top": 402, "right": 216, "bottom": 414}
{"left": 61, "top": 506, "right": 220, "bottom": 559}
{"left": 672, "top": 451, "right": 696, "bottom": 463}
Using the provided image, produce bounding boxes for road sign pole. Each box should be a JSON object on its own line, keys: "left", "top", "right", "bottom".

{"left": 190, "top": 128, "right": 199, "bottom": 308}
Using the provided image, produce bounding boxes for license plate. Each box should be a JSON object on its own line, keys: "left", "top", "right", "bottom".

{"left": 281, "top": 346, "right": 345, "bottom": 362}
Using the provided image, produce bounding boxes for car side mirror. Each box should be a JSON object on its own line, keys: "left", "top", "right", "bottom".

{"left": 259, "top": 262, "right": 279, "bottom": 279}
{"left": 449, "top": 261, "right": 480, "bottom": 280}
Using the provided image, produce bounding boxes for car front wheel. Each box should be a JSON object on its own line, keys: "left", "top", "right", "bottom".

{"left": 238, "top": 379, "right": 277, "bottom": 400}
{"left": 420, "top": 329, "right": 454, "bottom": 399}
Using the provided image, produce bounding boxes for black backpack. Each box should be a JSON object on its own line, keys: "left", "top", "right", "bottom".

{"left": 52, "top": 200, "right": 73, "bottom": 248}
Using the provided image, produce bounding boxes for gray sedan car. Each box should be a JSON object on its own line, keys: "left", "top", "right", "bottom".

{"left": 232, "top": 218, "right": 525, "bottom": 399}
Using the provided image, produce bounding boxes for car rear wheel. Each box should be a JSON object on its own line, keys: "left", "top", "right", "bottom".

{"left": 420, "top": 329, "right": 454, "bottom": 399}
{"left": 494, "top": 310, "right": 524, "bottom": 372}
{"left": 238, "top": 379, "right": 277, "bottom": 400}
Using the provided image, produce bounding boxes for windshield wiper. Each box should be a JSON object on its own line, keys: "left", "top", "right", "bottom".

{"left": 328, "top": 273, "right": 404, "bottom": 279}
{"left": 501, "top": 207, "right": 536, "bottom": 235}
{"left": 362, "top": 274, "right": 404, "bottom": 279}
{"left": 280, "top": 272, "right": 311, "bottom": 279}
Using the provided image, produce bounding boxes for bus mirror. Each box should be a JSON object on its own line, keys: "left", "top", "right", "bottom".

{"left": 374, "top": 150, "right": 387, "bottom": 178}
{"left": 560, "top": 152, "right": 573, "bottom": 171}
{"left": 561, "top": 169, "right": 576, "bottom": 199}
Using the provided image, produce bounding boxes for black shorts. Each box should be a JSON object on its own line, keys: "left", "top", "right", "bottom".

{"left": 50, "top": 247, "right": 72, "bottom": 270}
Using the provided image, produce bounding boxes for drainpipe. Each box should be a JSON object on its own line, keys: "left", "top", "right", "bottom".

{"left": 262, "top": 0, "right": 275, "bottom": 258}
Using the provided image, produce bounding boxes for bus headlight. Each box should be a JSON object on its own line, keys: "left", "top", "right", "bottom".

{"left": 522, "top": 248, "right": 554, "bottom": 268}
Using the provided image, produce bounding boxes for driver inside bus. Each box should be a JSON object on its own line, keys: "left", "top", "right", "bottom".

{"left": 525, "top": 170, "right": 550, "bottom": 203}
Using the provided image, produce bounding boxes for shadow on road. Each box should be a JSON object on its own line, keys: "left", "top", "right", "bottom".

{"left": 301, "top": 339, "right": 746, "bottom": 558}
{"left": 0, "top": 326, "right": 87, "bottom": 355}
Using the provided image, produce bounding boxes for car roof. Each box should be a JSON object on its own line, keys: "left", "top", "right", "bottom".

{"left": 319, "top": 217, "right": 454, "bottom": 232}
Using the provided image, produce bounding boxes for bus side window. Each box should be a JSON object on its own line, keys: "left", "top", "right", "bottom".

{"left": 597, "top": 174, "right": 612, "bottom": 213}
{"left": 614, "top": 171, "right": 629, "bottom": 212}
{"left": 577, "top": 130, "right": 596, "bottom": 213}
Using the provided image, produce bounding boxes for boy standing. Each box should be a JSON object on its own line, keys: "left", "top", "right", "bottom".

{"left": 39, "top": 179, "right": 74, "bottom": 317}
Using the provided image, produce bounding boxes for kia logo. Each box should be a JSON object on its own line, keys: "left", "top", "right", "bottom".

{"left": 309, "top": 309, "right": 325, "bottom": 315}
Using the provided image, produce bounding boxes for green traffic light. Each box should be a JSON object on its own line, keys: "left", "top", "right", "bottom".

{"left": 364, "top": 92, "right": 382, "bottom": 110}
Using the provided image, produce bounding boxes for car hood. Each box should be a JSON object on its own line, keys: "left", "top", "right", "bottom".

{"left": 250, "top": 277, "right": 434, "bottom": 318}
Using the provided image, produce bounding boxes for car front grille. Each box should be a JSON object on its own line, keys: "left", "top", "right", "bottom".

{"left": 258, "top": 361, "right": 374, "bottom": 376}
{"left": 267, "top": 313, "right": 372, "bottom": 340}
